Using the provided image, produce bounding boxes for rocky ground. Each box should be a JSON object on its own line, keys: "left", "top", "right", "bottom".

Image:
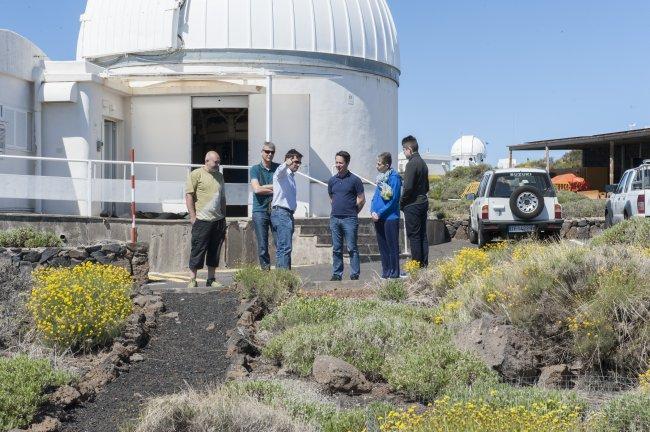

{"left": 59, "top": 290, "right": 239, "bottom": 432}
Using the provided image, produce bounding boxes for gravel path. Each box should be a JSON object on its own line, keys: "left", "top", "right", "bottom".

{"left": 60, "top": 290, "right": 239, "bottom": 432}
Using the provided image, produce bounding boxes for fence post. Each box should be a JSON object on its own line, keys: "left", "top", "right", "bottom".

{"left": 86, "top": 160, "right": 93, "bottom": 217}
{"left": 130, "top": 149, "right": 138, "bottom": 244}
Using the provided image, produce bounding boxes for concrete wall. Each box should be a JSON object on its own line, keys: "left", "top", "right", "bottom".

{"left": 0, "top": 214, "right": 346, "bottom": 272}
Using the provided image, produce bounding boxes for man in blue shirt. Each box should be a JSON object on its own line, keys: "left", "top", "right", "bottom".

{"left": 328, "top": 151, "right": 366, "bottom": 281}
{"left": 250, "top": 142, "right": 280, "bottom": 270}
{"left": 271, "top": 149, "right": 303, "bottom": 270}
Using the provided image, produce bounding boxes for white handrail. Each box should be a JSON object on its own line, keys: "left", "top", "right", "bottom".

{"left": 296, "top": 171, "right": 328, "bottom": 187}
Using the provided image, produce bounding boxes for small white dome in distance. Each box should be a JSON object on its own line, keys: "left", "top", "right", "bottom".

{"left": 450, "top": 135, "right": 487, "bottom": 158}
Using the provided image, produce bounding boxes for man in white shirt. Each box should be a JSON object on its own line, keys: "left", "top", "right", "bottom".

{"left": 270, "top": 149, "right": 303, "bottom": 269}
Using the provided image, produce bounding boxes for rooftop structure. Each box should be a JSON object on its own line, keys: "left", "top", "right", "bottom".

{"left": 0, "top": 0, "right": 400, "bottom": 218}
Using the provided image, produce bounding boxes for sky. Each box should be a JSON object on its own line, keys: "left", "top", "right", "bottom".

{"left": 1, "top": 0, "right": 649, "bottom": 164}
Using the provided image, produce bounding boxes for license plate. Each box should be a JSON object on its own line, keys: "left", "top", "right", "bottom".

{"left": 509, "top": 225, "right": 536, "bottom": 233}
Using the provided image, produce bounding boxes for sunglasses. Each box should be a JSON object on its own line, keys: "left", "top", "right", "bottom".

{"left": 263, "top": 150, "right": 275, "bottom": 155}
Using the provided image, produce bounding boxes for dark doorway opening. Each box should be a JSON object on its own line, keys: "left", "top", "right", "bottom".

{"left": 192, "top": 108, "right": 248, "bottom": 217}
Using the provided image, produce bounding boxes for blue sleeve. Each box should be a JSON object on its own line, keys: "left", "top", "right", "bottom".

{"left": 328, "top": 178, "right": 334, "bottom": 197}
{"left": 355, "top": 177, "right": 364, "bottom": 196}
{"left": 376, "top": 175, "right": 402, "bottom": 219}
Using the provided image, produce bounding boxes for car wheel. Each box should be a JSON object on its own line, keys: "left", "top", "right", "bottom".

{"left": 477, "top": 226, "right": 490, "bottom": 248}
{"left": 605, "top": 209, "right": 613, "bottom": 228}
{"left": 469, "top": 226, "right": 478, "bottom": 244}
{"left": 509, "top": 186, "right": 545, "bottom": 220}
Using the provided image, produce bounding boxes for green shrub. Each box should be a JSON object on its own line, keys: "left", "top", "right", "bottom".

{"left": 586, "top": 391, "right": 650, "bottom": 432}
{"left": 234, "top": 267, "right": 301, "bottom": 310}
{"left": 592, "top": 218, "right": 650, "bottom": 247}
{"left": 561, "top": 198, "right": 606, "bottom": 219}
{"left": 429, "top": 199, "right": 470, "bottom": 220}
{"left": 378, "top": 280, "right": 407, "bottom": 302}
{"left": 225, "top": 380, "right": 393, "bottom": 432}
{"left": 459, "top": 243, "right": 650, "bottom": 374}
{"left": 0, "top": 228, "right": 62, "bottom": 248}
{"left": 556, "top": 190, "right": 587, "bottom": 204}
{"left": 429, "top": 164, "right": 490, "bottom": 201}
{"left": 384, "top": 337, "right": 498, "bottom": 402}
{"left": 263, "top": 299, "right": 437, "bottom": 379}
{"left": 0, "top": 356, "right": 70, "bottom": 430}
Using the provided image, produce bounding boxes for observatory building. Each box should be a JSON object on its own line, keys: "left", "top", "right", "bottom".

{"left": 450, "top": 135, "right": 487, "bottom": 170}
{"left": 0, "top": 0, "right": 400, "bottom": 218}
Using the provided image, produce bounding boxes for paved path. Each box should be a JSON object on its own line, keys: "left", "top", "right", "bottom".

{"left": 60, "top": 291, "right": 239, "bottom": 432}
{"left": 149, "top": 241, "right": 472, "bottom": 293}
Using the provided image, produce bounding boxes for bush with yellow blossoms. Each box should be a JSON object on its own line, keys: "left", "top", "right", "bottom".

{"left": 438, "top": 248, "right": 490, "bottom": 289}
{"left": 28, "top": 262, "right": 133, "bottom": 350}
{"left": 379, "top": 397, "right": 582, "bottom": 432}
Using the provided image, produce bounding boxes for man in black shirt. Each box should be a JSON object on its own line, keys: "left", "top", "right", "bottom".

{"left": 400, "top": 135, "right": 429, "bottom": 267}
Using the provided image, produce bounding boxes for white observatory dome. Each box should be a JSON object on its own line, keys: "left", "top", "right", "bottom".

{"left": 77, "top": 0, "right": 400, "bottom": 70}
{"left": 451, "top": 135, "right": 486, "bottom": 159}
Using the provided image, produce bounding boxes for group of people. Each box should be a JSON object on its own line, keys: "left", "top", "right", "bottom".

{"left": 184, "top": 136, "right": 430, "bottom": 287}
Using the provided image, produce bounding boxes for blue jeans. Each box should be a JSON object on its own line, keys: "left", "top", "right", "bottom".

{"left": 330, "top": 216, "right": 360, "bottom": 278}
{"left": 252, "top": 211, "right": 275, "bottom": 269}
{"left": 271, "top": 207, "right": 294, "bottom": 270}
{"left": 374, "top": 218, "right": 400, "bottom": 278}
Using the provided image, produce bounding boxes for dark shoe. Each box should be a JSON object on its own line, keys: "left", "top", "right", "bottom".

{"left": 330, "top": 275, "right": 342, "bottom": 281}
{"left": 206, "top": 278, "right": 223, "bottom": 288}
{"left": 351, "top": 275, "right": 360, "bottom": 281}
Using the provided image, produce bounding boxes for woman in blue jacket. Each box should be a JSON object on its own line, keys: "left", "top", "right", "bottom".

{"left": 370, "top": 152, "right": 402, "bottom": 279}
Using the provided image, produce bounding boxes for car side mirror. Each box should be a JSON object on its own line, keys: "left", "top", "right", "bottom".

{"left": 466, "top": 193, "right": 476, "bottom": 201}
{"left": 605, "top": 184, "right": 618, "bottom": 193}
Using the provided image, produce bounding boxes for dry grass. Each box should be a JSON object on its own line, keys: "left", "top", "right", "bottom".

{"left": 130, "top": 386, "right": 314, "bottom": 432}
{"left": 0, "top": 261, "right": 32, "bottom": 349}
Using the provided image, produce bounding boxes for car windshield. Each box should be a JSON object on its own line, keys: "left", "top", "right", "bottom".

{"left": 489, "top": 172, "right": 555, "bottom": 198}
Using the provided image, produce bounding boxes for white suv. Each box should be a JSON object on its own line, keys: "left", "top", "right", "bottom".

{"left": 605, "top": 160, "right": 649, "bottom": 227}
{"left": 467, "top": 168, "right": 563, "bottom": 246}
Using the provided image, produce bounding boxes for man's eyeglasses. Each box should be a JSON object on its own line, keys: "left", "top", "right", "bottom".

{"left": 263, "top": 150, "right": 275, "bottom": 155}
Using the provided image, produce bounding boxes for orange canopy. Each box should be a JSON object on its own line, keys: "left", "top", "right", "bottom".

{"left": 552, "top": 173, "right": 589, "bottom": 192}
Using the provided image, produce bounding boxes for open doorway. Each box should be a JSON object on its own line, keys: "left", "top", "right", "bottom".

{"left": 192, "top": 107, "right": 249, "bottom": 217}
{"left": 101, "top": 119, "right": 118, "bottom": 217}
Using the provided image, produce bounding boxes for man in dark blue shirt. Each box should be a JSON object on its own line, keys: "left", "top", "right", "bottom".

{"left": 328, "top": 151, "right": 366, "bottom": 281}
{"left": 250, "top": 142, "right": 280, "bottom": 270}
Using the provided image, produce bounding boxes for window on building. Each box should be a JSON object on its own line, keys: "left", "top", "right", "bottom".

{"left": 0, "top": 106, "right": 33, "bottom": 152}
{"left": 0, "top": 122, "right": 5, "bottom": 151}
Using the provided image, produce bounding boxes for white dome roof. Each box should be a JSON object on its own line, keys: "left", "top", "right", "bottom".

{"left": 451, "top": 135, "right": 486, "bottom": 158}
{"left": 77, "top": 0, "right": 400, "bottom": 70}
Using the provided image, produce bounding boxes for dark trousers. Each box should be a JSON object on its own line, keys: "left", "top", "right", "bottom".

{"left": 403, "top": 200, "right": 429, "bottom": 267}
{"left": 374, "top": 218, "right": 400, "bottom": 278}
{"left": 252, "top": 211, "right": 276, "bottom": 269}
{"left": 189, "top": 218, "right": 226, "bottom": 270}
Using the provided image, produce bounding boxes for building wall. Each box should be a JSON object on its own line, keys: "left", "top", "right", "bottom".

{"left": 41, "top": 82, "right": 104, "bottom": 215}
{"left": 0, "top": 30, "right": 45, "bottom": 212}
{"left": 129, "top": 95, "right": 192, "bottom": 212}
{"left": 0, "top": 73, "right": 36, "bottom": 211}
{"left": 269, "top": 72, "right": 398, "bottom": 217}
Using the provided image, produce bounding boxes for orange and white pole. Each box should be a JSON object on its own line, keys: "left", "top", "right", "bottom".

{"left": 130, "top": 149, "right": 138, "bottom": 244}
